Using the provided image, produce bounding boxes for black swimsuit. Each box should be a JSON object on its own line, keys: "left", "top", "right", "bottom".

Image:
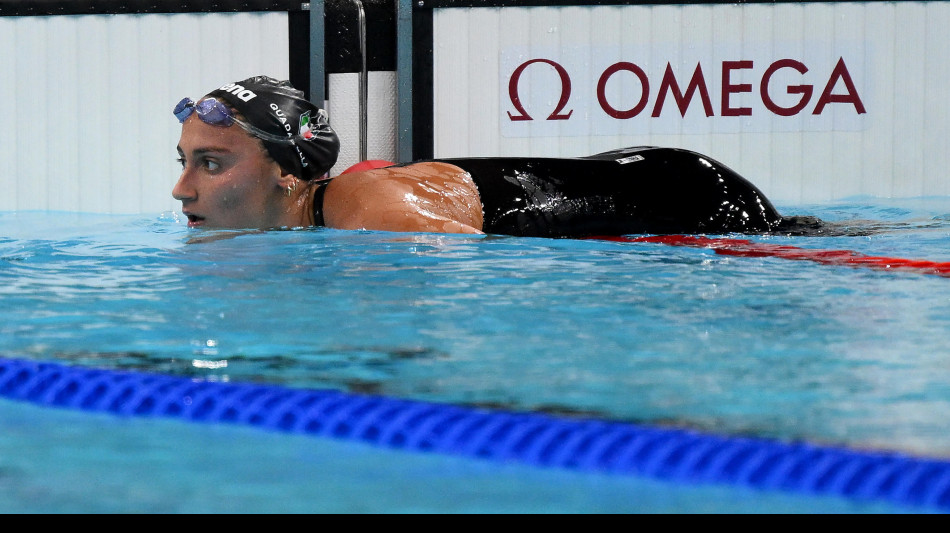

{"left": 323, "top": 146, "right": 824, "bottom": 237}
{"left": 311, "top": 181, "right": 330, "bottom": 227}
{"left": 434, "top": 146, "right": 823, "bottom": 238}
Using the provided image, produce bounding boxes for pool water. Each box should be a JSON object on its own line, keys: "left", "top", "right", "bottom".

{"left": 2, "top": 198, "right": 950, "bottom": 513}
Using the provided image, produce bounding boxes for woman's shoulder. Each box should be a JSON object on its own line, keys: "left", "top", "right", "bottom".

{"left": 321, "top": 161, "right": 483, "bottom": 233}
{"left": 332, "top": 160, "right": 470, "bottom": 186}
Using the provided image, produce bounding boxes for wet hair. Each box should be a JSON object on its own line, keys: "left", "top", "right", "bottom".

{"left": 206, "top": 76, "right": 340, "bottom": 180}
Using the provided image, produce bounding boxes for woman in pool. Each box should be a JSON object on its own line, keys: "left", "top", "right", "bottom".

{"left": 173, "top": 76, "right": 823, "bottom": 237}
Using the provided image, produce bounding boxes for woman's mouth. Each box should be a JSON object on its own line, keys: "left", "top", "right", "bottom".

{"left": 186, "top": 214, "right": 206, "bottom": 227}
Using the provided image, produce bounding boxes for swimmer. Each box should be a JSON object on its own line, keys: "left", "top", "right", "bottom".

{"left": 173, "top": 75, "right": 483, "bottom": 234}
{"left": 173, "top": 75, "right": 826, "bottom": 237}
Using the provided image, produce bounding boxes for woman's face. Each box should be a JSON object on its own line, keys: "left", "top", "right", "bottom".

{"left": 173, "top": 113, "right": 285, "bottom": 229}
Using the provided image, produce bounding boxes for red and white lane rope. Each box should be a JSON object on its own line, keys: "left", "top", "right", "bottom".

{"left": 593, "top": 235, "right": 950, "bottom": 278}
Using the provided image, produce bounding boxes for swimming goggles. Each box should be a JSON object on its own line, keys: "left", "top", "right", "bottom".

{"left": 173, "top": 97, "right": 294, "bottom": 145}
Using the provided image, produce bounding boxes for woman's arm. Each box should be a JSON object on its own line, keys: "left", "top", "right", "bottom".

{"left": 322, "top": 161, "right": 485, "bottom": 234}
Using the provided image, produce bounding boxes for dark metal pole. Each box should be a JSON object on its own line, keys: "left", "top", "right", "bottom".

{"left": 307, "top": 2, "right": 326, "bottom": 106}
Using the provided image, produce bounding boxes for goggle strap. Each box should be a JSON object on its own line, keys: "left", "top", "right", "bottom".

{"left": 231, "top": 116, "right": 296, "bottom": 146}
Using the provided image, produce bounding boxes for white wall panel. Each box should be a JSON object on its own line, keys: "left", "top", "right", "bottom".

{"left": 433, "top": 8, "right": 472, "bottom": 155}
{"left": 327, "top": 71, "right": 398, "bottom": 174}
{"left": 0, "top": 19, "right": 14, "bottom": 216}
{"left": 767, "top": 2, "right": 806, "bottom": 204}
{"left": 432, "top": 2, "right": 950, "bottom": 204}
{"left": 47, "top": 15, "right": 81, "bottom": 214}
{"left": 0, "top": 12, "right": 289, "bottom": 215}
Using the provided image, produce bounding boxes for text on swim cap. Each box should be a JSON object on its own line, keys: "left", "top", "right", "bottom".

{"left": 218, "top": 83, "right": 256, "bottom": 102}
{"left": 270, "top": 103, "right": 310, "bottom": 169}
{"left": 270, "top": 104, "right": 294, "bottom": 132}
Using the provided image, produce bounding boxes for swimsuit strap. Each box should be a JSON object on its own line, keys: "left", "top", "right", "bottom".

{"left": 311, "top": 180, "right": 330, "bottom": 227}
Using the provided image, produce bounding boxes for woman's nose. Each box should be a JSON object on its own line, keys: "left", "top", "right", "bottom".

{"left": 172, "top": 169, "right": 197, "bottom": 202}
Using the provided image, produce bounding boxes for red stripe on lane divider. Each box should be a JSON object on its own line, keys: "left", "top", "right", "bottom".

{"left": 591, "top": 235, "right": 950, "bottom": 277}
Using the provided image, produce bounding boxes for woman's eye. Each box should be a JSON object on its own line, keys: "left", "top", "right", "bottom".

{"left": 203, "top": 159, "right": 221, "bottom": 172}
{"left": 176, "top": 157, "right": 185, "bottom": 168}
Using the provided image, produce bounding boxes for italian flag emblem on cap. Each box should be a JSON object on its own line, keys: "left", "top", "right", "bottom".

{"left": 299, "top": 111, "right": 313, "bottom": 139}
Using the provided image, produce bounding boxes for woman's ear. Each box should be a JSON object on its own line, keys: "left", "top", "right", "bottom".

{"left": 274, "top": 165, "right": 298, "bottom": 194}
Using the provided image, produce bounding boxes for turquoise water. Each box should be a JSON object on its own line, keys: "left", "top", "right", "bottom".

{"left": 1, "top": 199, "right": 950, "bottom": 513}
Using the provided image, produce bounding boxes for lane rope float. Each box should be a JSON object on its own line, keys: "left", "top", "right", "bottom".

{"left": 1, "top": 357, "right": 948, "bottom": 511}
{"left": 593, "top": 235, "right": 950, "bottom": 278}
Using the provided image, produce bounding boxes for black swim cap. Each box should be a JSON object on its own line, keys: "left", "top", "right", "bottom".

{"left": 206, "top": 76, "right": 340, "bottom": 180}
